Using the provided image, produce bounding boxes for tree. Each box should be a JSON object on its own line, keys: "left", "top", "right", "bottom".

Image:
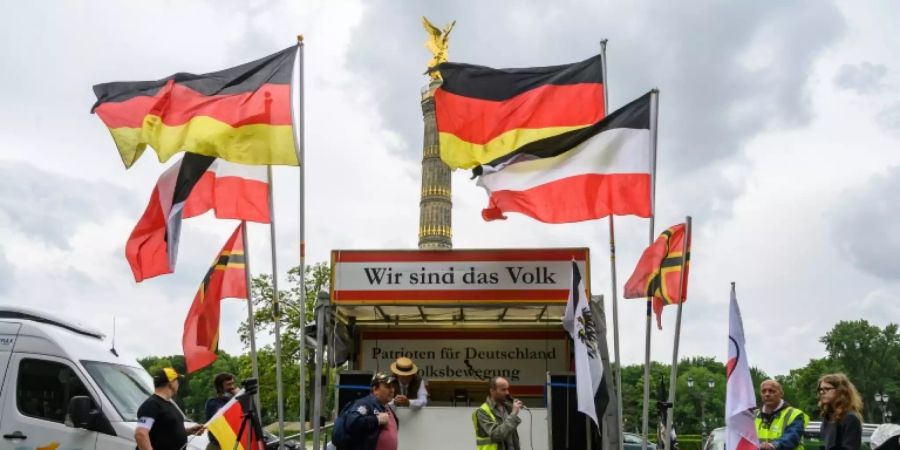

{"left": 777, "top": 357, "right": 836, "bottom": 419}
{"left": 820, "top": 320, "right": 899, "bottom": 421}
{"left": 237, "top": 262, "right": 334, "bottom": 426}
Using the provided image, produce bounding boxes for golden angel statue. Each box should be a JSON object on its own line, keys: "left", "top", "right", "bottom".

{"left": 422, "top": 17, "right": 456, "bottom": 80}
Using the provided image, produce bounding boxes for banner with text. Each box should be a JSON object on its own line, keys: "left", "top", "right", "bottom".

{"left": 331, "top": 248, "right": 589, "bottom": 305}
{"left": 360, "top": 329, "right": 569, "bottom": 394}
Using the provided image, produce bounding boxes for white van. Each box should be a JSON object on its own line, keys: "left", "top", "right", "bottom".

{"left": 0, "top": 306, "right": 208, "bottom": 449}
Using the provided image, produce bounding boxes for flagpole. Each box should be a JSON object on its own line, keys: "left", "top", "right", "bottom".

{"left": 290, "top": 35, "right": 308, "bottom": 445}
{"left": 240, "top": 221, "right": 262, "bottom": 407}
{"left": 266, "top": 165, "right": 287, "bottom": 447}
{"left": 600, "top": 38, "right": 625, "bottom": 450}
{"left": 664, "top": 215, "right": 691, "bottom": 449}
{"left": 641, "top": 89, "right": 660, "bottom": 450}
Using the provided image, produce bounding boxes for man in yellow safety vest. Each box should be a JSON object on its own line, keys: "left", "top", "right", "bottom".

{"left": 472, "top": 376, "right": 523, "bottom": 450}
{"left": 756, "top": 379, "right": 809, "bottom": 450}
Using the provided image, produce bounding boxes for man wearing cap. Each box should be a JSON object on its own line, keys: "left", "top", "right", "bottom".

{"left": 135, "top": 367, "right": 204, "bottom": 450}
{"left": 341, "top": 373, "right": 400, "bottom": 450}
{"left": 390, "top": 357, "right": 428, "bottom": 410}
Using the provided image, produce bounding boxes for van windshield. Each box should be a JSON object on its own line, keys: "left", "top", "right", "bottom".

{"left": 82, "top": 361, "right": 153, "bottom": 421}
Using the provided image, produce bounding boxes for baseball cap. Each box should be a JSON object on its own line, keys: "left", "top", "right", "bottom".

{"left": 152, "top": 367, "right": 184, "bottom": 384}
{"left": 370, "top": 372, "right": 396, "bottom": 387}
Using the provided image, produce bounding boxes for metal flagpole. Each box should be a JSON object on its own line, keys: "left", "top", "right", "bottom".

{"left": 664, "top": 216, "right": 692, "bottom": 449}
{"left": 600, "top": 38, "right": 625, "bottom": 450}
{"left": 241, "top": 220, "right": 262, "bottom": 407}
{"left": 641, "top": 89, "right": 660, "bottom": 450}
{"left": 312, "top": 292, "right": 328, "bottom": 450}
{"left": 290, "top": 35, "right": 308, "bottom": 446}
{"left": 267, "top": 165, "right": 286, "bottom": 448}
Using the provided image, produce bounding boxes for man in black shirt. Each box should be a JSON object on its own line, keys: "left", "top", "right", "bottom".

{"left": 135, "top": 367, "right": 204, "bottom": 450}
{"left": 205, "top": 373, "right": 237, "bottom": 450}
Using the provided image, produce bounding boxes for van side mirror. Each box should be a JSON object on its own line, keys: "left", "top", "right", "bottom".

{"left": 67, "top": 396, "right": 93, "bottom": 429}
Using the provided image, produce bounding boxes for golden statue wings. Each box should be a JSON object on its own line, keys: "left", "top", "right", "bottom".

{"left": 422, "top": 17, "right": 455, "bottom": 80}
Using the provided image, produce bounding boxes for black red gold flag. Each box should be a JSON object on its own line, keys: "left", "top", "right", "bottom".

{"left": 434, "top": 54, "right": 603, "bottom": 169}
{"left": 92, "top": 46, "right": 299, "bottom": 168}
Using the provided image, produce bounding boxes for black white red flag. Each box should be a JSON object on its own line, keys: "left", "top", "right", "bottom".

{"left": 126, "top": 153, "right": 268, "bottom": 282}
{"left": 562, "top": 261, "right": 605, "bottom": 427}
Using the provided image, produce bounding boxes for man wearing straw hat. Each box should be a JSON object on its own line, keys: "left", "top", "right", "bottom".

{"left": 390, "top": 357, "right": 429, "bottom": 410}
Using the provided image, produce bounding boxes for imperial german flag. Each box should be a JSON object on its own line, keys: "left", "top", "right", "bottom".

{"left": 623, "top": 223, "right": 691, "bottom": 329}
{"left": 183, "top": 223, "right": 247, "bottom": 373}
{"left": 434, "top": 54, "right": 604, "bottom": 170}
{"left": 91, "top": 46, "right": 299, "bottom": 168}
{"left": 206, "top": 389, "right": 264, "bottom": 450}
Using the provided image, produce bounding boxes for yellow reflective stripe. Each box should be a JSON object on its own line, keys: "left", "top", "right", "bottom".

{"left": 473, "top": 403, "right": 499, "bottom": 450}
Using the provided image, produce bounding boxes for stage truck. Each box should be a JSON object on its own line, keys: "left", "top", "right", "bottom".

{"left": 320, "top": 248, "right": 621, "bottom": 450}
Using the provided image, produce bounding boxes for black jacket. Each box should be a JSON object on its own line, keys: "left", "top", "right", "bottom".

{"left": 820, "top": 411, "right": 862, "bottom": 450}
{"left": 342, "top": 394, "right": 399, "bottom": 450}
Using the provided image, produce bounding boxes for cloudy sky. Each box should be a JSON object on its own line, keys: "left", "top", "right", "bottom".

{"left": 1, "top": 0, "right": 898, "bottom": 378}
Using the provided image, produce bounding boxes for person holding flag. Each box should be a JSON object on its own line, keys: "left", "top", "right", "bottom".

{"left": 726, "top": 284, "right": 760, "bottom": 450}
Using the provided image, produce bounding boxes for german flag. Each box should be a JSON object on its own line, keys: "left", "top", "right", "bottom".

{"left": 434, "top": 54, "right": 604, "bottom": 170}
{"left": 206, "top": 390, "right": 265, "bottom": 450}
{"left": 182, "top": 223, "right": 247, "bottom": 373}
{"left": 623, "top": 223, "right": 691, "bottom": 329}
{"left": 92, "top": 46, "right": 299, "bottom": 168}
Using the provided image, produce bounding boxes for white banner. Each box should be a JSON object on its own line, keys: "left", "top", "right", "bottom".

{"left": 331, "top": 249, "right": 589, "bottom": 305}
{"left": 359, "top": 330, "right": 568, "bottom": 389}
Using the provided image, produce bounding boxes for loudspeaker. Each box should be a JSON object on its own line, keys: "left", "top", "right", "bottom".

{"left": 334, "top": 371, "right": 373, "bottom": 417}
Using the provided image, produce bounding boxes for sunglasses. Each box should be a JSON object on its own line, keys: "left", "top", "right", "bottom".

{"left": 817, "top": 386, "right": 835, "bottom": 394}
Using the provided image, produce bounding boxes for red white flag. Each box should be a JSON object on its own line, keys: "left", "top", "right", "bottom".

{"left": 182, "top": 223, "right": 248, "bottom": 373}
{"left": 475, "top": 92, "right": 653, "bottom": 223}
{"left": 126, "top": 152, "right": 268, "bottom": 282}
{"left": 726, "top": 284, "right": 759, "bottom": 450}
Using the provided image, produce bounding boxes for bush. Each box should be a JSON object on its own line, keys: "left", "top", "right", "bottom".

{"left": 679, "top": 434, "right": 704, "bottom": 450}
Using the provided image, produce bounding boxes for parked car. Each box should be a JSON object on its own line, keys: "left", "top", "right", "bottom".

{"left": 805, "top": 420, "right": 879, "bottom": 450}
{"left": 262, "top": 430, "right": 302, "bottom": 450}
{"left": 704, "top": 427, "right": 725, "bottom": 450}
{"left": 625, "top": 432, "right": 659, "bottom": 450}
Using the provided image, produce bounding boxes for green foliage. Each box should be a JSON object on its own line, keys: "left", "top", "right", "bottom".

{"left": 819, "top": 320, "right": 899, "bottom": 421}
{"left": 679, "top": 435, "right": 704, "bottom": 450}
{"left": 235, "top": 262, "right": 336, "bottom": 425}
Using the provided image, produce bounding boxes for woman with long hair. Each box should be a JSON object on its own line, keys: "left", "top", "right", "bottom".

{"left": 818, "top": 373, "right": 864, "bottom": 450}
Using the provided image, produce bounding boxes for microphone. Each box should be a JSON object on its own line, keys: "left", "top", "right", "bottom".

{"left": 506, "top": 395, "right": 529, "bottom": 410}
